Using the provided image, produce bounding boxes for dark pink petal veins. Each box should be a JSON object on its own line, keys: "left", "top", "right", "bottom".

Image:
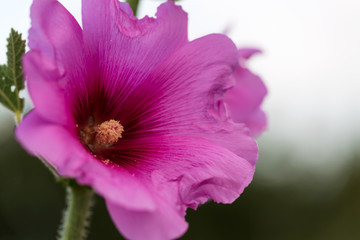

{"left": 80, "top": 0, "right": 188, "bottom": 119}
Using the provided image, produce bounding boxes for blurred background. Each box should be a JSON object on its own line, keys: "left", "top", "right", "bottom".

{"left": 1, "top": 0, "right": 360, "bottom": 239}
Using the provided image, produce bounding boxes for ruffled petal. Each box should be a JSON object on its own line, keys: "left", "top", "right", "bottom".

{"left": 241, "top": 108, "right": 267, "bottom": 137}
{"left": 15, "top": 111, "right": 155, "bottom": 211}
{"left": 196, "top": 120, "right": 259, "bottom": 166}
{"left": 26, "top": 0, "right": 87, "bottom": 125}
{"left": 224, "top": 49, "right": 267, "bottom": 136}
{"left": 103, "top": 135, "right": 254, "bottom": 240}
{"left": 104, "top": 136, "right": 255, "bottom": 204}
{"left": 107, "top": 197, "right": 187, "bottom": 240}
{"left": 81, "top": 0, "right": 188, "bottom": 112}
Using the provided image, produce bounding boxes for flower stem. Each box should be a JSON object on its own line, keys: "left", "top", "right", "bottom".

{"left": 15, "top": 110, "right": 21, "bottom": 124}
{"left": 59, "top": 182, "right": 94, "bottom": 240}
{"left": 127, "top": 0, "right": 140, "bottom": 16}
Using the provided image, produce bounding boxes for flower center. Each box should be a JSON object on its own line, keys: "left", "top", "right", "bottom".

{"left": 79, "top": 119, "right": 124, "bottom": 152}
{"left": 95, "top": 120, "right": 124, "bottom": 146}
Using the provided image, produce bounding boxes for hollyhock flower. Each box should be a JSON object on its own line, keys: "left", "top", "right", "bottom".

{"left": 16, "top": 0, "right": 266, "bottom": 239}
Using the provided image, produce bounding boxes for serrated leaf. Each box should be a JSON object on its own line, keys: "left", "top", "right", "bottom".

{"left": 0, "top": 28, "right": 26, "bottom": 115}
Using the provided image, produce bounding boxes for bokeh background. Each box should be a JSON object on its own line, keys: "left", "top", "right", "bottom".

{"left": 1, "top": 0, "right": 360, "bottom": 239}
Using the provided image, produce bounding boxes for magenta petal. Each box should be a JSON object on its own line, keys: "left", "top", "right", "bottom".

{"left": 81, "top": 0, "right": 188, "bottom": 100}
{"left": 15, "top": 111, "right": 156, "bottom": 211}
{"left": 29, "top": 0, "right": 85, "bottom": 76}
{"left": 106, "top": 136, "right": 255, "bottom": 205}
{"left": 76, "top": 159, "right": 156, "bottom": 211}
{"left": 241, "top": 108, "right": 267, "bottom": 137}
{"left": 15, "top": 110, "right": 83, "bottom": 171}
{"left": 103, "top": 135, "right": 254, "bottom": 240}
{"left": 198, "top": 121, "right": 259, "bottom": 166}
{"left": 25, "top": 0, "right": 86, "bottom": 125}
{"left": 224, "top": 51, "right": 267, "bottom": 137}
{"left": 23, "top": 52, "right": 73, "bottom": 126}
{"left": 224, "top": 68, "right": 266, "bottom": 121}
{"left": 113, "top": 33, "right": 258, "bottom": 163}
{"left": 107, "top": 197, "right": 188, "bottom": 240}
{"left": 136, "top": 136, "right": 255, "bottom": 206}
{"left": 120, "top": 33, "right": 238, "bottom": 136}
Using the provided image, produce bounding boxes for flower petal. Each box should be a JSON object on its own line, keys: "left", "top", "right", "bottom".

{"left": 111, "top": 33, "right": 257, "bottom": 163}
{"left": 81, "top": 0, "right": 188, "bottom": 108}
{"left": 197, "top": 120, "right": 259, "bottom": 166}
{"left": 107, "top": 197, "right": 188, "bottom": 240}
{"left": 29, "top": 0, "right": 84, "bottom": 67}
{"left": 23, "top": 52, "right": 72, "bottom": 126}
{"left": 106, "top": 136, "right": 255, "bottom": 204}
{"left": 15, "top": 111, "right": 155, "bottom": 211}
{"left": 25, "top": 0, "right": 86, "bottom": 125}
{"left": 118, "top": 33, "right": 238, "bottom": 136}
{"left": 224, "top": 50, "right": 267, "bottom": 136}
{"left": 104, "top": 135, "right": 254, "bottom": 240}
{"left": 102, "top": 136, "right": 255, "bottom": 239}
{"left": 241, "top": 108, "right": 267, "bottom": 137}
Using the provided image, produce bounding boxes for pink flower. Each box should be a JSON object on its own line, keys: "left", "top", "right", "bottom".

{"left": 16, "top": 0, "right": 266, "bottom": 239}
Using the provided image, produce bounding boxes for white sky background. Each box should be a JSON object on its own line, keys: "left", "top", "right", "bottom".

{"left": 0, "top": 0, "right": 360, "bottom": 171}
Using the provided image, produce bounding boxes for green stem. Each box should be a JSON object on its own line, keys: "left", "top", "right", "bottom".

{"left": 59, "top": 183, "right": 94, "bottom": 240}
{"left": 15, "top": 110, "right": 21, "bottom": 124}
{"left": 127, "top": 0, "right": 140, "bottom": 16}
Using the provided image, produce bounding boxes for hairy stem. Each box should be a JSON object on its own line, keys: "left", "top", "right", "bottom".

{"left": 59, "top": 182, "right": 94, "bottom": 240}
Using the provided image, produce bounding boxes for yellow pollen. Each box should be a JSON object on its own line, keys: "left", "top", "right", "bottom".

{"left": 95, "top": 120, "right": 124, "bottom": 146}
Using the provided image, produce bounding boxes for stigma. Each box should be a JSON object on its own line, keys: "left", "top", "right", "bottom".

{"left": 95, "top": 120, "right": 124, "bottom": 146}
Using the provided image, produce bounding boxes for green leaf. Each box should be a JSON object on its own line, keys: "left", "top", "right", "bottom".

{"left": 0, "top": 28, "right": 26, "bottom": 115}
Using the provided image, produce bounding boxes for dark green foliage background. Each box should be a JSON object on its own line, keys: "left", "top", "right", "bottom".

{"left": 0, "top": 127, "right": 359, "bottom": 240}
